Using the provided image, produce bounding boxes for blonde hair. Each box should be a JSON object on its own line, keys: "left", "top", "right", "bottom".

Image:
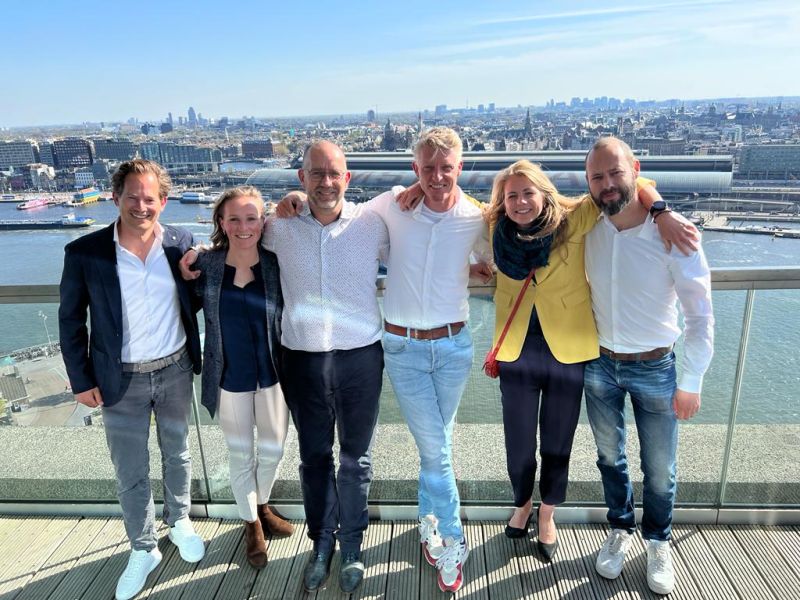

{"left": 487, "top": 160, "right": 580, "bottom": 252}
{"left": 210, "top": 186, "right": 265, "bottom": 250}
{"left": 111, "top": 158, "right": 171, "bottom": 199}
{"left": 414, "top": 126, "right": 463, "bottom": 161}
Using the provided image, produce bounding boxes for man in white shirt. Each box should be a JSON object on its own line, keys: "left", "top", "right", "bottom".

{"left": 583, "top": 137, "right": 714, "bottom": 596}
{"left": 59, "top": 160, "right": 205, "bottom": 600}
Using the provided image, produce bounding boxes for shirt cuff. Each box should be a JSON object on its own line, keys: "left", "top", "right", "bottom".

{"left": 678, "top": 372, "right": 703, "bottom": 394}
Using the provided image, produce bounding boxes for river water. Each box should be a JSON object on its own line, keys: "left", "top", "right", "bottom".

{"left": 0, "top": 200, "right": 798, "bottom": 425}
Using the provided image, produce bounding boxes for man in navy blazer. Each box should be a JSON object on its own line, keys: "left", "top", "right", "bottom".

{"left": 59, "top": 159, "right": 204, "bottom": 600}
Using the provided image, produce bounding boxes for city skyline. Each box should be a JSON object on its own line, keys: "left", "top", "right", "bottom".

{"left": 2, "top": 0, "right": 799, "bottom": 128}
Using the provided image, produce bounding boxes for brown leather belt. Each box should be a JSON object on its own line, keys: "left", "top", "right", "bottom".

{"left": 599, "top": 346, "right": 672, "bottom": 362}
{"left": 384, "top": 321, "right": 466, "bottom": 340}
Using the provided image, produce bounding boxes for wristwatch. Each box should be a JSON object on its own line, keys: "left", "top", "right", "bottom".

{"left": 649, "top": 200, "right": 668, "bottom": 216}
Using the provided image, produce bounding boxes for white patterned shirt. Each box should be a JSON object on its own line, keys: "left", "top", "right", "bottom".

{"left": 365, "top": 188, "right": 491, "bottom": 329}
{"left": 263, "top": 200, "right": 389, "bottom": 352}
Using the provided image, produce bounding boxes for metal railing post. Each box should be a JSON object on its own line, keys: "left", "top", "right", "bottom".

{"left": 717, "top": 288, "right": 756, "bottom": 506}
{"left": 190, "top": 385, "right": 213, "bottom": 503}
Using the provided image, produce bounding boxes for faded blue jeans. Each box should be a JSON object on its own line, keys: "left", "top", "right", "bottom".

{"left": 584, "top": 352, "right": 678, "bottom": 541}
{"left": 382, "top": 326, "right": 473, "bottom": 540}
{"left": 102, "top": 351, "right": 194, "bottom": 551}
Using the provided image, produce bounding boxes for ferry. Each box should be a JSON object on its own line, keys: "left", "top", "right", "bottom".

{"left": 179, "top": 191, "right": 212, "bottom": 204}
{"left": 64, "top": 187, "right": 100, "bottom": 207}
{"left": 0, "top": 214, "right": 95, "bottom": 231}
{"left": 16, "top": 198, "right": 57, "bottom": 211}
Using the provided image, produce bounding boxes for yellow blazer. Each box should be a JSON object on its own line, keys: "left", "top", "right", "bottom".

{"left": 492, "top": 197, "right": 599, "bottom": 365}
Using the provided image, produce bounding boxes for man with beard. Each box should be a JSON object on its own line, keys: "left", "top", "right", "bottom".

{"left": 582, "top": 137, "right": 714, "bottom": 595}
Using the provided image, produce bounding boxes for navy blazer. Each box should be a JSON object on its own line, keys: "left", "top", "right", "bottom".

{"left": 195, "top": 246, "right": 282, "bottom": 418}
{"left": 58, "top": 222, "right": 202, "bottom": 407}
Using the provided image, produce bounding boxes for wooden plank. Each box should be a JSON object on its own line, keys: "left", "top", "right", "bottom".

{"left": 78, "top": 522, "right": 142, "bottom": 600}
{"left": 671, "top": 525, "right": 738, "bottom": 600}
{"left": 15, "top": 517, "right": 106, "bottom": 600}
{"left": 384, "top": 521, "right": 420, "bottom": 600}
{"left": 514, "top": 520, "right": 559, "bottom": 600}
{"left": 0, "top": 518, "right": 53, "bottom": 578}
{"left": 0, "top": 517, "right": 30, "bottom": 547}
{"left": 352, "top": 521, "right": 392, "bottom": 600}
{"left": 764, "top": 526, "right": 800, "bottom": 581}
{"left": 731, "top": 525, "right": 800, "bottom": 600}
{"left": 457, "top": 521, "right": 488, "bottom": 600}
{"left": 211, "top": 521, "right": 261, "bottom": 600}
{"left": 46, "top": 518, "right": 126, "bottom": 600}
{"left": 0, "top": 516, "right": 79, "bottom": 598}
{"left": 699, "top": 525, "right": 772, "bottom": 600}
{"left": 146, "top": 519, "right": 221, "bottom": 600}
{"left": 177, "top": 520, "right": 242, "bottom": 600}
{"left": 248, "top": 520, "right": 305, "bottom": 600}
{"left": 571, "top": 524, "right": 633, "bottom": 600}
{"left": 550, "top": 526, "right": 594, "bottom": 600}
{"left": 279, "top": 524, "right": 313, "bottom": 600}
{"left": 480, "top": 520, "right": 523, "bottom": 599}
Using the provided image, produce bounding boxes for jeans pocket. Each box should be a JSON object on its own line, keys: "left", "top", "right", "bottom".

{"left": 639, "top": 351, "right": 675, "bottom": 370}
{"left": 175, "top": 352, "right": 194, "bottom": 373}
{"left": 381, "top": 333, "right": 407, "bottom": 354}
{"left": 452, "top": 326, "right": 473, "bottom": 348}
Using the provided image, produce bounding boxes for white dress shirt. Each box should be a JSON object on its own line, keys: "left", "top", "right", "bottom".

{"left": 366, "top": 188, "right": 491, "bottom": 329}
{"left": 114, "top": 221, "right": 186, "bottom": 362}
{"left": 263, "top": 200, "right": 389, "bottom": 352}
{"left": 584, "top": 214, "right": 714, "bottom": 393}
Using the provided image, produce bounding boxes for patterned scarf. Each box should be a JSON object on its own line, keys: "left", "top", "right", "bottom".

{"left": 493, "top": 215, "right": 553, "bottom": 280}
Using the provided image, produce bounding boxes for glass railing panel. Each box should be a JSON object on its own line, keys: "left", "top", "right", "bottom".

{"left": 722, "top": 288, "right": 800, "bottom": 506}
{"left": 0, "top": 302, "right": 208, "bottom": 503}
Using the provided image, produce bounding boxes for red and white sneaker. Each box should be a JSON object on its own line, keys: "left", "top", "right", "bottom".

{"left": 436, "top": 536, "right": 469, "bottom": 593}
{"left": 418, "top": 515, "right": 445, "bottom": 566}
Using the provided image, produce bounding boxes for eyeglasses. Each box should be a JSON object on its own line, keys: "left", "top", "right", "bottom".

{"left": 307, "top": 169, "right": 346, "bottom": 182}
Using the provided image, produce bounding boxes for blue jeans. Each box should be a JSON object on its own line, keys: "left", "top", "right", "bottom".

{"left": 102, "top": 351, "right": 194, "bottom": 551}
{"left": 584, "top": 352, "right": 678, "bottom": 541}
{"left": 382, "top": 326, "right": 473, "bottom": 540}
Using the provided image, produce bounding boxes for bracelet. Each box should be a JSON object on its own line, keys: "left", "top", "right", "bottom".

{"left": 652, "top": 208, "right": 673, "bottom": 222}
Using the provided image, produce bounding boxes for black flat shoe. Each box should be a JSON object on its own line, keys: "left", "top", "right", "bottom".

{"left": 504, "top": 513, "right": 532, "bottom": 539}
{"left": 537, "top": 537, "right": 559, "bottom": 562}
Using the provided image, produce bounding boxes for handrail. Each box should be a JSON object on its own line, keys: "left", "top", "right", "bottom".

{"left": 2, "top": 266, "right": 800, "bottom": 304}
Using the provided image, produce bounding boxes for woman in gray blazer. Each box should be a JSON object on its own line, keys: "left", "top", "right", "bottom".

{"left": 195, "top": 186, "right": 291, "bottom": 569}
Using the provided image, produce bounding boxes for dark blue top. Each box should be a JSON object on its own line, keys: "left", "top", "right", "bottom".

{"left": 219, "top": 263, "right": 277, "bottom": 392}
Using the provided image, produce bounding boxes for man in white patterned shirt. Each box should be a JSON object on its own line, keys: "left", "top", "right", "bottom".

{"left": 583, "top": 137, "right": 714, "bottom": 596}
{"left": 182, "top": 141, "right": 388, "bottom": 594}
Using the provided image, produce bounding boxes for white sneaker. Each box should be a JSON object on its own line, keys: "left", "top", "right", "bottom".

{"left": 436, "top": 536, "right": 469, "bottom": 593}
{"left": 418, "top": 514, "right": 445, "bottom": 566}
{"left": 647, "top": 540, "right": 675, "bottom": 595}
{"left": 168, "top": 517, "right": 205, "bottom": 563}
{"left": 115, "top": 547, "right": 162, "bottom": 600}
{"left": 596, "top": 528, "right": 633, "bottom": 579}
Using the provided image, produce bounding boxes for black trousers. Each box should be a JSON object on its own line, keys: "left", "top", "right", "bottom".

{"left": 280, "top": 341, "right": 383, "bottom": 553}
{"left": 499, "top": 314, "right": 585, "bottom": 507}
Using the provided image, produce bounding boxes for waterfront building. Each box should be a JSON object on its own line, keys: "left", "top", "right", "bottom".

{"left": 92, "top": 138, "right": 136, "bottom": 161}
{"left": 633, "top": 136, "right": 687, "bottom": 155}
{"left": 157, "top": 142, "right": 218, "bottom": 173}
{"left": 73, "top": 169, "right": 94, "bottom": 189}
{"left": 0, "top": 141, "right": 36, "bottom": 170}
{"left": 37, "top": 141, "right": 55, "bottom": 167}
{"left": 738, "top": 144, "right": 800, "bottom": 179}
{"left": 52, "top": 138, "right": 93, "bottom": 169}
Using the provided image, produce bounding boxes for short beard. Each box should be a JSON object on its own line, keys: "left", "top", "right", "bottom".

{"left": 593, "top": 183, "right": 635, "bottom": 216}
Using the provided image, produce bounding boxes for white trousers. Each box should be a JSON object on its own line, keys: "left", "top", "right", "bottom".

{"left": 218, "top": 384, "right": 289, "bottom": 522}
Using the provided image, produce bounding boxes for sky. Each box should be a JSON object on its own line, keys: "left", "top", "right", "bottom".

{"left": 1, "top": 0, "right": 799, "bottom": 127}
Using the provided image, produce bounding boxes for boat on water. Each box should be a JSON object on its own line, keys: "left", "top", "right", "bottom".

{"left": 16, "top": 198, "right": 59, "bottom": 210}
{"left": 64, "top": 187, "right": 100, "bottom": 207}
{"left": 179, "top": 191, "right": 213, "bottom": 204}
{"left": 0, "top": 214, "right": 95, "bottom": 231}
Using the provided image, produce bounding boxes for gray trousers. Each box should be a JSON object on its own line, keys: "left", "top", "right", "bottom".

{"left": 102, "top": 352, "right": 194, "bottom": 551}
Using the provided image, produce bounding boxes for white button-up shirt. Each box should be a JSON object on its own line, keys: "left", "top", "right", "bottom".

{"left": 584, "top": 214, "right": 714, "bottom": 393}
{"left": 114, "top": 221, "right": 186, "bottom": 362}
{"left": 263, "top": 200, "right": 389, "bottom": 352}
{"left": 366, "top": 188, "right": 491, "bottom": 329}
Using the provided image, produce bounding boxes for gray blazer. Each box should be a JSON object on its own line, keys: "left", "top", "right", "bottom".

{"left": 195, "top": 246, "right": 283, "bottom": 417}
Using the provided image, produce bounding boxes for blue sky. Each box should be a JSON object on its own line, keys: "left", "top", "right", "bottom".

{"left": 2, "top": 0, "right": 798, "bottom": 127}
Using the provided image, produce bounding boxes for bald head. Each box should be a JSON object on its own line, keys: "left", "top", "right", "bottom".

{"left": 298, "top": 139, "right": 351, "bottom": 224}
{"left": 585, "top": 137, "right": 640, "bottom": 217}
{"left": 303, "top": 140, "right": 347, "bottom": 171}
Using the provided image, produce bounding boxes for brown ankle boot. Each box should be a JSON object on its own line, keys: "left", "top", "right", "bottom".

{"left": 258, "top": 504, "right": 294, "bottom": 538}
{"left": 244, "top": 520, "right": 268, "bottom": 569}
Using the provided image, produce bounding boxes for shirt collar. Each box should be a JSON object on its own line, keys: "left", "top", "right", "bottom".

{"left": 410, "top": 186, "right": 463, "bottom": 217}
{"left": 113, "top": 219, "right": 164, "bottom": 246}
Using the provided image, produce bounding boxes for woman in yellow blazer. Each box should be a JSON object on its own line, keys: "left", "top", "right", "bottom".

{"left": 489, "top": 160, "right": 666, "bottom": 561}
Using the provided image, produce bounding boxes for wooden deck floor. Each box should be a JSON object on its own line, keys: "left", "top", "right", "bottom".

{"left": 0, "top": 516, "right": 798, "bottom": 599}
